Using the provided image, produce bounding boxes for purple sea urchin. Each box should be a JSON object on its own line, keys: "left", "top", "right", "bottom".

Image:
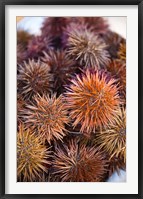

{"left": 79, "top": 17, "right": 109, "bottom": 34}
{"left": 65, "top": 69, "right": 121, "bottom": 134}
{"left": 27, "top": 35, "right": 52, "bottom": 59}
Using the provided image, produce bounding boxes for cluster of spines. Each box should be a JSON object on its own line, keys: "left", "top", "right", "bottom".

{"left": 17, "top": 17, "right": 126, "bottom": 182}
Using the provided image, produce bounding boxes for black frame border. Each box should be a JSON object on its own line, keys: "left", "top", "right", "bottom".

{"left": 0, "top": 0, "right": 143, "bottom": 198}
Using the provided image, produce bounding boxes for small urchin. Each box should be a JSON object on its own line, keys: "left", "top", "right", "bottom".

{"left": 17, "top": 59, "right": 53, "bottom": 100}
{"left": 52, "top": 139, "right": 108, "bottom": 182}
{"left": 65, "top": 69, "right": 121, "bottom": 135}
{"left": 17, "top": 123, "right": 51, "bottom": 182}
{"left": 96, "top": 108, "right": 126, "bottom": 162}
{"left": 118, "top": 42, "right": 126, "bottom": 61}
{"left": 21, "top": 94, "right": 69, "bottom": 144}
{"left": 66, "top": 29, "right": 110, "bottom": 69}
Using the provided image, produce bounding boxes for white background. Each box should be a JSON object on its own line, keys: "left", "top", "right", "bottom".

{"left": 5, "top": 5, "right": 138, "bottom": 194}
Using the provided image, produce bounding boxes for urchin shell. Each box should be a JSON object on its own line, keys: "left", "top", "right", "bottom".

{"left": 42, "top": 50, "right": 77, "bottom": 93}
{"left": 96, "top": 108, "right": 126, "bottom": 161}
{"left": 53, "top": 139, "right": 108, "bottom": 182}
{"left": 17, "top": 59, "right": 53, "bottom": 100}
{"left": 17, "top": 123, "right": 51, "bottom": 182}
{"left": 65, "top": 69, "right": 121, "bottom": 134}
{"left": 67, "top": 29, "right": 110, "bottom": 69}
{"left": 21, "top": 94, "right": 69, "bottom": 144}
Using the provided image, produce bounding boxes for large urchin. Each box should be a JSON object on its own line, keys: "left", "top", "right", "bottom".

{"left": 21, "top": 94, "right": 69, "bottom": 144}
{"left": 17, "top": 123, "right": 51, "bottom": 182}
{"left": 52, "top": 139, "right": 108, "bottom": 182}
{"left": 66, "top": 29, "right": 110, "bottom": 69}
{"left": 65, "top": 69, "right": 121, "bottom": 135}
{"left": 17, "top": 59, "right": 53, "bottom": 100}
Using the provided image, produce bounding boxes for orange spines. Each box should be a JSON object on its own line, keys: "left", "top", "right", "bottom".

{"left": 65, "top": 69, "right": 121, "bottom": 135}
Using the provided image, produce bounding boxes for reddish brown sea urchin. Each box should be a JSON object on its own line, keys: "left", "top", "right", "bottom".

{"left": 67, "top": 29, "right": 110, "bottom": 69}
{"left": 17, "top": 123, "right": 51, "bottom": 182}
{"left": 53, "top": 139, "right": 107, "bottom": 182}
{"left": 106, "top": 59, "right": 126, "bottom": 103}
{"left": 22, "top": 94, "right": 69, "bottom": 144}
{"left": 42, "top": 50, "right": 77, "bottom": 93}
{"left": 17, "top": 59, "right": 53, "bottom": 100}
{"left": 65, "top": 69, "right": 121, "bottom": 134}
{"left": 102, "top": 31, "right": 125, "bottom": 59}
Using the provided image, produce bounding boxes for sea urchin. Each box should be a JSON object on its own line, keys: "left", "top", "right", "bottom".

{"left": 22, "top": 94, "right": 69, "bottom": 144}
{"left": 17, "top": 59, "right": 53, "bottom": 100}
{"left": 67, "top": 29, "right": 110, "bottom": 69}
{"left": 17, "top": 123, "right": 50, "bottom": 182}
{"left": 65, "top": 69, "right": 121, "bottom": 134}
{"left": 53, "top": 139, "right": 107, "bottom": 182}
{"left": 96, "top": 107, "right": 126, "bottom": 162}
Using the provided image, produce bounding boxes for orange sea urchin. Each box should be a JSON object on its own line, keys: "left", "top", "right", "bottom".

{"left": 53, "top": 139, "right": 107, "bottom": 182}
{"left": 65, "top": 69, "right": 121, "bottom": 135}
